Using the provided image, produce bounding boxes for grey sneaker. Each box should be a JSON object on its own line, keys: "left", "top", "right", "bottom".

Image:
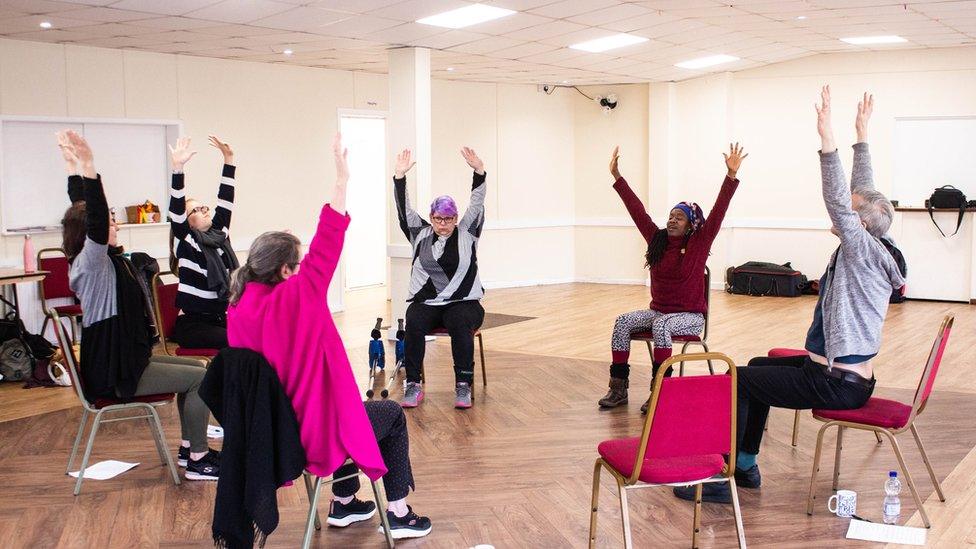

{"left": 454, "top": 382, "right": 473, "bottom": 409}
{"left": 400, "top": 381, "right": 424, "bottom": 408}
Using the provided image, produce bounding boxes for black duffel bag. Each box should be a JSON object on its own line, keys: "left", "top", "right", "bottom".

{"left": 926, "top": 185, "right": 967, "bottom": 237}
{"left": 726, "top": 261, "right": 807, "bottom": 298}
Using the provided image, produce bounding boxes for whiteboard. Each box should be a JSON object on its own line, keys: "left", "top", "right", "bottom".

{"left": 0, "top": 118, "right": 178, "bottom": 233}
{"left": 893, "top": 117, "right": 976, "bottom": 207}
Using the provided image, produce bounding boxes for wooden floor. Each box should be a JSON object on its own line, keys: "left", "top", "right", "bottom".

{"left": 1, "top": 284, "right": 975, "bottom": 548}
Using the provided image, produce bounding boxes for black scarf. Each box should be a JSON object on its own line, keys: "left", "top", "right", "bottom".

{"left": 191, "top": 228, "right": 240, "bottom": 300}
{"left": 109, "top": 248, "right": 154, "bottom": 397}
{"left": 199, "top": 348, "right": 306, "bottom": 549}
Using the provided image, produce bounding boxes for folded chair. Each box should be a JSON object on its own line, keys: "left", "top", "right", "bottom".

{"left": 151, "top": 271, "right": 219, "bottom": 361}
{"left": 589, "top": 352, "right": 745, "bottom": 549}
{"left": 806, "top": 315, "right": 953, "bottom": 528}
{"left": 51, "top": 310, "right": 181, "bottom": 496}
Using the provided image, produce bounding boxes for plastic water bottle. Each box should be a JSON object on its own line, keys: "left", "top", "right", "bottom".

{"left": 23, "top": 234, "right": 36, "bottom": 273}
{"left": 883, "top": 471, "right": 902, "bottom": 524}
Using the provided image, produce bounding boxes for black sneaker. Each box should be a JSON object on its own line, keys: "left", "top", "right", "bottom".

{"left": 734, "top": 464, "right": 761, "bottom": 488}
{"left": 177, "top": 446, "right": 220, "bottom": 468}
{"left": 672, "top": 482, "right": 732, "bottom": 504}
{"left": 379, "top": 506, "right": 432, "bottom": 539}
{"left": 328, "top": 498, "right": 376, "bottom": 527}
{"left": 185, "top": 450, "right": 220, "bottom": 481}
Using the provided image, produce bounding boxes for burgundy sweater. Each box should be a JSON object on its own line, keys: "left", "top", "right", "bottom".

{"left": 614, "top": 176, "right": 739, "bottom": 314}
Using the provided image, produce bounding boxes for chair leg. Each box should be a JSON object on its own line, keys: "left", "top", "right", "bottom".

{"left": 679, "top": 342, "right": 689, "bottom": 376}
{"left": 875, "top": 431, "right": 883, "bottom": 445}
{"left": 910, "top": 424, "right": 945, "bottom": 502}
{"left": 806, "top": 421, "right": 833, "bottom": 515}
{"left": 74, "top": 410, "right": 104, "bottom": 496}
{"left": 477, "top": 333, "right": 487, "bottom": 387}
{"left": 589, "top": 459, "right": 603, "bottom": 549}
{"left": 149, "top": 406, "right": 181, "bottom": 486}
{"left": 40, "top": 316, "right": 50, "bottom": 339}
{"left": 701, "top": 341, "right": 713, "bottom": 374}
{"left": 302, "top": 473, "right": 322, "bottom": 531}
{"left": 692, "top": 483, "right": 703, "bottom": 549}
{"left": 729, "top": 478, "right": 747, "bottom": 549}
{"left": 619, "top": 482, "right": 633, "bottom": 549}
{"left": 66, "top": 409, "right": 89, "bottom": 474}
{"left": 792, "top": 410, "right": 800, "bottom": 447}
{"left": 146, "top": 415, "right": 167, "bottom": 466}
{"left": 884, "top": 431, "right": 931, "bottom": 528}
{"left": 302, "top": 476, "right": 324, "bottom": 549}
{"left": 372, "top": 477, "right": 395, "bottom": 549}
{"left": 832, "top": 426, "right": 845, "bottom": 490}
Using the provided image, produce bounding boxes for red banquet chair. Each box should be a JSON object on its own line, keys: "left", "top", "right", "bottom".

{"left": 589, "top": 352, "right": 745, "bottom": 549}
{"left": 805, "top": 315, "right": 953, "bottom": 528}
{"left": 151, "top": 271, "right": 219, "bottom": 361}
{"left": 630, "top": 267, "right": 713, "bottom": 375}
{"left": 37, "top": 247, "right": 83, "bottom": 343}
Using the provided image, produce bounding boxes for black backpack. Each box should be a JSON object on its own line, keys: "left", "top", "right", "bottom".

{"left": 926, "top": 186, "right": 967, "bottom": 237}
{"left": 880, "top": 237, "right": 908, "bottom": 304}
{"left": 0, "top": 310, "right": 55, "bottom": 382}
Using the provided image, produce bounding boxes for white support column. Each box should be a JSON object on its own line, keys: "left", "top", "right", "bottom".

{"left": 387, "top": 47, "right": 432, "bottom": 339}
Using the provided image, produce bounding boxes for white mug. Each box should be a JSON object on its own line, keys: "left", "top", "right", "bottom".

{"left": 827, "top": 489, "right": 857, "bottom": 518}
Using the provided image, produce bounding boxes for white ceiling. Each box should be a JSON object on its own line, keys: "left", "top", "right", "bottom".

{"left": 1, "top": 0, "right": 974, "bottom": 84}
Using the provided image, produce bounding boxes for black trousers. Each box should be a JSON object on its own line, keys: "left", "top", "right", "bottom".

{"left": 737, "top": 355, "right": 874, "bottom": 455}
{"left": 333, "top": 400, "right": 415, "bottom": 501}
{"left": 171, "top": 312, "right": 227, "bottom": 349}
{"left": 404, "top": 300, "right": 485, "bottom": 384}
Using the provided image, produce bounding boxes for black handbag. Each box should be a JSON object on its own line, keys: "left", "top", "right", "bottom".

{"left": 726, "top": 261, "right": 808, "bottom": 298}
{"left": 926, "top": 185, "right": 967, "bottom": 237}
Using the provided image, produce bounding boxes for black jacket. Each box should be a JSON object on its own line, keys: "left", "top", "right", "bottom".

{"left": 199, "top": 348, "right": 306, "bottom": 548}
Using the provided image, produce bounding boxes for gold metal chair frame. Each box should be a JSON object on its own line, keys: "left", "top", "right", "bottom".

{"left": 151, "top": 270, "right": 215, "bottom": 362}
{"left": 420, "top": 329, "right": 487, "bottom": 387}
{"left": 37, "top": 247, "right": 82, "bottom": 344}
{"left": 805, "top": 315, "right": 953, "bottom": 528}
{"left": 589, "top": 352, "right": 746, "bottom": 549}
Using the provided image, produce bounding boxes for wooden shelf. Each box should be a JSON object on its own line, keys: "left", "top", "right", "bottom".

{"left": 895, "top": 207, "right": 976, "bottom": 212}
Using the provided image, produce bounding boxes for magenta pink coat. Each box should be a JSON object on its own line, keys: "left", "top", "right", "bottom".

{"left": 226, "top": 204, "right": 386, "bottom": 480}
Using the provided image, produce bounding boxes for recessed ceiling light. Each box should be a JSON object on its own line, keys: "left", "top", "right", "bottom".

{"left": 417, "top": 3, "right": 515, "bottom": 29}
{"left": 569, "top": 33, "right": 648, "bottom": 53}
{"left": 796, "top": 15, "right": 807, "bottom": 20}
{"left": 446, "top": 67, "right": 454, "bottom": 71}
{"left": 283, "top": 49, "right": 293, "bottom": 56}
{"left": 675, "top": 54, "right": 740, "bottom": 69}
{"left": 840, "top": 35, "right": 907, "bottom": 45}
{"left": 39, "top": 21, "right": 52, "bottom": 29}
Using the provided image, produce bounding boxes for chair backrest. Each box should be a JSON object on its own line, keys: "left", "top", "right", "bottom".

{"left": 49, "top": 311, "right": 93, "bottom": 410}
{"left": 702, "top": 266, "right": 711, "bottom": 339}
{"left": 37, "top": 248, "right": 75, "bottom": 306}
{"left": 151, "top": 271, "right": 179, "bottom": 346}
{"left": 911, "top": 315, "right": 953, "bottom": 416}
{"left": 629, "top": 352, "right": 736, "bottom": 484}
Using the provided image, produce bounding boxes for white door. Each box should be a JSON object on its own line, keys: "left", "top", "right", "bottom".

{"left": 340, "top": 114, "right": 387, "bottom": 290}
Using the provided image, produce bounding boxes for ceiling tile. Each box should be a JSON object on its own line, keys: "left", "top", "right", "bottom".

{"left": 362, "top": 22, "right": 448, "bottom": 43}
{"left": 107, "top": 0, "right": 226, "bottom": 16}
{"left": 317, "top": 15, "right": 402, "bottom": 38}
{"left": 528, "top": 0, "right": 623, "bottom": 19}
{"left": 491, "top": 41, "right": 557, "bottom": 59}
{"left": 0, "top": 14, "right": 97, "bottom": 33}
{"left": 367, "top": 0, "right": 472, "bottom": 22}
{"left": 6, "top": 28, "right": 93, "bottom": 42}
{"left": 125, "top": 16, "right": 236, "bottom": 30}
{"left": 448, "top": 35, "right": 525, "bottom": 54}
{"left": 408, "top": 29, "right": 486, "bottom": 48}
{"left": 185, "top": 0, "right": 296, "bottom": 24}
{"left": 305, "top": 0, "right": 404, "bottom": 12}
{"left": 503, "top": 19, "right": 586, "bottom": 41}
{"left": 566, "top": 4, "right": 655, "bottom": 26}
{"left": 249, "top": 6, "right": 351, "bottom": 32}
{"left": 465, "top": 12, "right": 551, "bottom": 35}
{"left": 58, "top": 7, "right": 158, "bottom": 23}
{"left": 599, "top": 11, "right": 681, "bottom": 33}
{"left": 537, "top": 26, "right": 620, "bottom": 47}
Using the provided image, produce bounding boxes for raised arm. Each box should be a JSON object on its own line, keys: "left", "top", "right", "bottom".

{"left": 458, "top": 147, "right": 486, "bottom": 237}
{"left": 392, "top": 148, "right": 428, "bottom": 241}
{"left": 58, "top": 131, "right": 85, "bottom": 203}
{"left": 699, "top": 143, "right": 746, "bottom": 241}
{"left": 168, "top": 137, "right": 196, "bottom": 239}
{"left": 61, "top": 131, "right": 108, "bottom": 246}
{"left": 208, "top": 135, "right": 236, "bottom": 232}
{"left": 817, "top": 85, "right": 866, "bottom": 244}
{"left": 609, "top": 146, "right": 657, "bottom": 242}
{"left": 851, "top": 92, "right": 875, "bottom": 193}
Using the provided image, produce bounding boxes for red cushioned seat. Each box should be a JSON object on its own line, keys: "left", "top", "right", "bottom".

{"left": 631, "top": 330, "right": 701, "bottom": 342}
{"left": 93, "top": 392, "right": 175, "bottom": 409}
{"left": 631, "top": 331, "right": 653, "bottom": 339}
{"left": 53, "top": 304, "right": 83, "bottom": 316}
{"left": 598, "top": 437, "right": 726, "bottom": 484}
{"left": 768, "top": 347, "right": 806, "bottom": 358}
{"left": 813, "top": 397, "right": 912, "bottom": 430}
{"left": 175, "top": 347, "right": 219, "bottom": 357}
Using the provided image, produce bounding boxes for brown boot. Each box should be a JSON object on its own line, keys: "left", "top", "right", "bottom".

{"left": 598, "top": 377, "right": 629, "bottom": 408}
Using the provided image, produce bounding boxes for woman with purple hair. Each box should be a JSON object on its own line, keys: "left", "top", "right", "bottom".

{"left": 392, "top": 147, "right": 486, "bottom": 410}
{"left": 598, "top": 143, "right": 747, "bottom": 413}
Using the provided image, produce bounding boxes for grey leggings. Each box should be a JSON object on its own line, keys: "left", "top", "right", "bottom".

{"left": 126, "top": 356, "right": 209, "bottom": 452}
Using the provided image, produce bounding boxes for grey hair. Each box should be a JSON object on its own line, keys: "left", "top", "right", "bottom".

{"left": 228, "top": 231, "right": 302, "bottom": 305}
{"left": 853, "top": 189, "right": 894, "bottom": 238}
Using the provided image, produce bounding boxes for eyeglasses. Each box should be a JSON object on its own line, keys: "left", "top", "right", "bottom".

{"left": 189, "top": 205, "right": 210, "bottom": 216}
{"left": 431, "top": 216, "right": 456, "bottom": 225}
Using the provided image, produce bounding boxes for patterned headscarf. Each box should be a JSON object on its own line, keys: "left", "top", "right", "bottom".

{"left": 673, "top": 202, "right": 705, "bottom": 233}
{"left": 430, "top": 195, "right": 458, "bottom": 217}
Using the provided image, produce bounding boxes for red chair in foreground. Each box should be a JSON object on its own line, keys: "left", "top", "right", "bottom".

{"left": 151, "top": 271, "right": 219, "bottom": 361}
{"left": 589, "top": 352, "right": 745, "bottom": 549}
{"left": 37, "top": 247, "right": 83, "bottom": 343}
{"left": 50, "top": 310, "right": 180, "bottom": 496}
{"left": 806, "top": 315, "right": 953, "bottom": 528}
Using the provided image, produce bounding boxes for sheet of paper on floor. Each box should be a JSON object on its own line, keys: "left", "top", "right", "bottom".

{"left": 846, "top": 519, "right": 926, "bottom": 545}
{"left": 68, "top": 460, "right": 139, "bottom": 480}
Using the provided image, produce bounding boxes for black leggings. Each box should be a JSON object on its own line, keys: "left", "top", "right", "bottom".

{"left": 404, "top": 300, "right": 485, "bottom": 384}
{"left": 333, "top": 400, "right": 415, "bottom": 501}
{"left": 171, "top": 312, "right": 227, "bottom": 349}
{"left": 737, "top": 355, "right": 873, "bottom": 455}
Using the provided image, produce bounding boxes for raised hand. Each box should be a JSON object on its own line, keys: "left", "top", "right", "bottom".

{"left": 168, "top": 136, "right": 197, "bottom": 171}
{"left": 208, "top": 135, "right": 234, "bottom": 165}
{"left": 723, "top": 142, "right": 748, "bottom": 178}
{"left": 815, "top": 85, "right": 836, "bottom": 153}
{"left": 855, "top": 92, "right": 873, "bottom": 142}
{"left": 56, "top": 131, "right": 79, "bottom": 175}
{"left": 394, "top": 149, "right": 416, "bottom": 179}
{"left": 609, "top": 146, "right": 621, "bottom": 180}
{"left": 64, "top": 130, "right": 95, "bottom": 179}
{"left": 461, "top": 146, "right": 485, "bottom": 175}
{"left": 333, "top": 133, "right": 349, "bottom": 187}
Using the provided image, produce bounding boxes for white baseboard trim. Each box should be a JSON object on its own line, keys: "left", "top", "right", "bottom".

{"left": 482, "top": 277, "right": 576, "bottom": 289}
{"left": 575, "top": 277, "right": 648, "bottom": 285}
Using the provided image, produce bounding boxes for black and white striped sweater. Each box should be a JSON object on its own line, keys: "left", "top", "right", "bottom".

{"left": 169, "top": 164, "right": 235, "bottom": 315}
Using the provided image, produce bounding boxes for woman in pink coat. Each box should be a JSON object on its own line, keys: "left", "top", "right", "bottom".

{"left": 226, "top": 135, "right": 431, "bottom": 540}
